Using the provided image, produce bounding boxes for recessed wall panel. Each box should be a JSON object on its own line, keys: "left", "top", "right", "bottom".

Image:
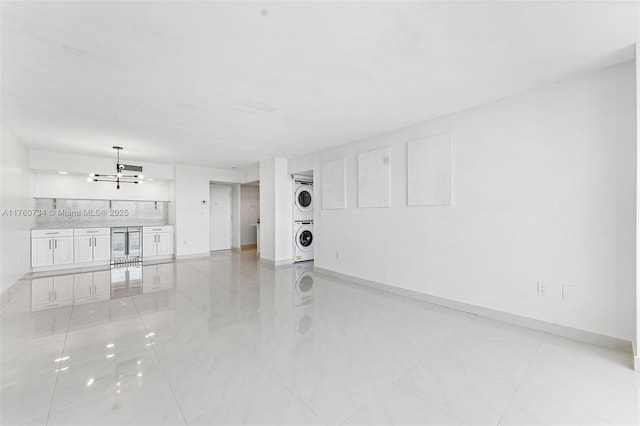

{"left": 407, "top": 133, "right": 453, "bottom": 206}
{"left": 321, "top": 158, "right": 346, "bottom": 210}
{"left": 358, "top": 147, "right": 390, "bottom": 208}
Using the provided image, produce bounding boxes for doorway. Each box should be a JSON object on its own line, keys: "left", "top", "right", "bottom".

{"left": 210, "top": 185, "right": 232, "bottom": 251}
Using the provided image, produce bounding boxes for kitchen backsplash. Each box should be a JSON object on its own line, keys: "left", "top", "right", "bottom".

{"left": 35, "top": 199, "right": 169, "bottom": 228}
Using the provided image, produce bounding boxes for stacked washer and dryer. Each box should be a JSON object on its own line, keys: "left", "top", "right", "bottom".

{"left": 293, "top": 175, "right": 314, "bottom": 262}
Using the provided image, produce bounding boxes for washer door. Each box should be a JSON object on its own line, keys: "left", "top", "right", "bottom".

{"left": 295, "top": 224, "right": 313, "bottom": 252}
{"left": 295, "top": 185, "right": 313, "bottom": 212}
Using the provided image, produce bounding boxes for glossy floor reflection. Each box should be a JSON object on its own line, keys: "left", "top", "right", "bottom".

{"left": 1, "top": 250, "right": 639, "bottom": 425}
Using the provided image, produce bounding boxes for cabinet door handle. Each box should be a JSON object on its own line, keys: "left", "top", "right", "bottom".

{"left": 49, "top": 240, "right": 51, "bottom": 250}
{"left": 54, "top": 240, "right": 57, "bottom": 249}
{"left": 54, "top": 290, "right": 57, "bottom": 300}
{"left": 49, "top": 291, "right": 52, "bottom": 302}
{"left": 89, "top": 238, "right": 92, "bottom": 247}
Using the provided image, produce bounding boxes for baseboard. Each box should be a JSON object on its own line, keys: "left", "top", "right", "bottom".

{"left": 314, "top": 267, "right": 633, "bottom": 353}
{"left": 176, "top": 252, "right": 210, "bottom": 260}
{"left": 143, "top": 255, "right": 174, "bottom": 262}
{"left": 259, "top": 258, "right": 294, "bottom": 268}
{"left": 32, "top": 261, "right": 110, "bottom": 273}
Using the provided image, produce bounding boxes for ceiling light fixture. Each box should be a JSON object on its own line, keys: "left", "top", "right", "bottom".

{"left": 88, "top": 146, "right": 143, "bottom": 189}
{"left": 58, "top": 171, "right": 68, "bottom": 175}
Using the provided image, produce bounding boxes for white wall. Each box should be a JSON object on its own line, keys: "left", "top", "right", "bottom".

{"left": 290, "top": 61, "right": 636, "bottom": 342}
{"left": 242, "top": 163, "right": 260, "bottom": 183}
{"left": 231, "top": 183, "right": 241, "bottom": 249}
{"left": 30, "top": 150, "right": 175, "bottom": 180}
{"left": 241, "top": 184, "right": 260, "bottom": 246}
{"left": 33, "top": 172, "right": 171, "bottom": 201}
{"left": 274, "top": 159, "right": 293, "bottom": 263}
{"left": 1, "top": 128, "right": 35, "bottom": 294}
{"left": 174, "top": 164, "right": 244, "bottom": 257}
{"left": 259, "top": 158, "right": 293, "bottom": 264}
{"left": 168, "top": 179, "right": 176, "bottom": 226}
{"left": 259, "top": 159, "right": 276, "bottom": 261}
{"left": 635, "top": 44, "right": 639, "bottom": 367}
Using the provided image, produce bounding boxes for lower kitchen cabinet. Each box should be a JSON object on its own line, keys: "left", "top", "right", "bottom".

{"left": 142, "top": 226, "right": 174, "bottom": 259}
{"left": 73, "top": 228, "right": 111, "bottom": 265}
{"left": 32, "top": 226, "right": 174, "bottom": 272}
{"left": 31, "top": 229, "right": 75, "bottom": 268}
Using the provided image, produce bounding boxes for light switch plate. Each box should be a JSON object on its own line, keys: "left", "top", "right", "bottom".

{"left": 562, "top": 284, "right": 576, "bottom": 300}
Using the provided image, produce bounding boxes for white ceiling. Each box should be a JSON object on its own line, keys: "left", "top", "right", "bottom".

{"left": 2, "top": 1, "right": 638, "bottom": 169}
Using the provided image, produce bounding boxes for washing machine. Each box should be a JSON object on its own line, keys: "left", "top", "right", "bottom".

{"left": 293, "top": 178, "right": 313, "bottom": 222}
{"left": 294, "top": 221, "right": 314, "bottom": 262}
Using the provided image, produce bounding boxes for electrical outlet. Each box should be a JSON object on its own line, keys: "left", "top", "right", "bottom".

{"left": 336, "top": 251, "right": 341, "bottom": 259}
{"left": 183, "top": 240, "right": 187, "bottom": 245}
{"left": 537, "top": 282, "right": 548, "bottom": 296}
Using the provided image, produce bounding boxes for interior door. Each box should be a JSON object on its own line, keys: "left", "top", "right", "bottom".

{"left": 210, "top": 185, "right": 232, "bottom": 251}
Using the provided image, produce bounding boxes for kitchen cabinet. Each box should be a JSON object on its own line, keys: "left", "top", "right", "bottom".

{"left": 31, "top": 229, "right": 74, "bottom": 268}
{"left": 31, "top": 225, "right": 173, "bottom": 272}
{"left": 73, "top": 228, "right": 110, "bottom": 264}
{"left": 143, "top": 233, "right": 156, "bottom": 258}
{"left": 54, "top": 237, "right": 74, "bottom": 265}
{"left": 142, "top": 226, "right": 174, "bottom": 259}
{"left": 156, "top": 233, "right": 172, "bottom": 256}
{"left": 74, "top": 236, "right": 93, "bottom": 264}
{"left": 31, "top": 275, "right": 74, "bottom": 311}
{"left": 93, "top": 234, "right": 111, "bottom": 262}
{"left": 31, "top": 238, "right": 53, "bottom": 267}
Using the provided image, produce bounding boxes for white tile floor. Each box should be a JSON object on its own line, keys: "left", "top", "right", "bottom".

{"left": 1, "top": 250, "right": 639, "bottom": 425}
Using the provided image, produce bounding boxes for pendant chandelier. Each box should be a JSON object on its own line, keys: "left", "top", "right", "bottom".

{"left": 87, "top": 146, "right": 144, "bottom": 189}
